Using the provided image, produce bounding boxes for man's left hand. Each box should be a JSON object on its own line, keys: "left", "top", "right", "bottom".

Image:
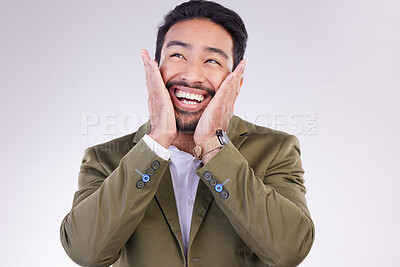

{"left": 193, "top": 60, "right": 246, "bottom": 148}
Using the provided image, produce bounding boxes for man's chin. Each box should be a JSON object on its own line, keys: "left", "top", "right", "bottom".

{"left": 174, "top": 108, "right": 202, "bottom": 133}
{"left": 176, "top": 118, "right": 198, "bottom": 133}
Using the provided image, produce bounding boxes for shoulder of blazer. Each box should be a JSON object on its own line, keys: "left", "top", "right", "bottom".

{"left": 87, "top": 120, "right": 151, "bottom": 173}
{"left": 232, "top": 116, "right": 292, "bottom": 147}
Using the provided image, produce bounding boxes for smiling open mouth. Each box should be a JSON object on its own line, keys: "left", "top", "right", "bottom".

{"left": 174, "top": 89, "right": 205, "bottom": 105}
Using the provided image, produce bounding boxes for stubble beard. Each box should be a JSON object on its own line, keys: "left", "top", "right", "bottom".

{"left": 174, "top": 106, "right": 203, "bottom": 133}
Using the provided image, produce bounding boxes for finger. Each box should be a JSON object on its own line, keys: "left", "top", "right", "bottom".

{"left": 233, "top": 59, "right": 246, "bottom": 75}
{"left": 232, "top": 77, "right": 243, "bottom": 103}
{"left": 216, "top": 59, "right": 246, "bottom": 96}
{"left": 141, "top": 49, "right": 153, "bottom": 91}
{"left": 224, "top": 60, "right": 246, "bottom": 112}
{"left": 232, "top": 60, "right": 246, "bottom": 89}
{"left": 141, "top": 49, "right": 158, "bottom": 86}
{"left": 233, "top": 60, "right": 246, "bottom": 98}
{"left": 141, "top": 49, "right": 165, "bottom": 94}
{"left": 147, "top": 60, "right": 165, "bottom": 91}
{"left": 225, "top": 61, "right": 245, "bottom": 103}
{"left": 217, "top": 72, "right": 236, "bottom": 97}
{"left": 140, "top": 49, "right": 151, "bottom": 65}
{"left": 227, "top": 60, "right": 246, "bottom": 91}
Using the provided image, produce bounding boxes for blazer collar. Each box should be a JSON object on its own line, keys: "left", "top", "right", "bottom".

{"left": 227, "top": 115, "right": 248, "bottom": 147}
{"left": 132, "top": 120, "right": 151, "bottom": 144}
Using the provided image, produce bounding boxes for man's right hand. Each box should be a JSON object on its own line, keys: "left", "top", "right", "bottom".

{"left": 140, "top": 49, "right": 177, "bottom": 149}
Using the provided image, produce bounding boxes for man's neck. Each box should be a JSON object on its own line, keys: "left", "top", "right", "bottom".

{"left": 171, "top": 132, "right": 196, "bottom": 156}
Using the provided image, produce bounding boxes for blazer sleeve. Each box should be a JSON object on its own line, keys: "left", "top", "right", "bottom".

{"left": 196, "top": 134, "right": 315, "bottom": 267}
{"left": 60, "top": 139, "right": 169, "bottom": 267}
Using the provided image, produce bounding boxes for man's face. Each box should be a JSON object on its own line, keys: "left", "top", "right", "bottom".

{"left": 159, "top": 19, "right": 233, "bottom": 132}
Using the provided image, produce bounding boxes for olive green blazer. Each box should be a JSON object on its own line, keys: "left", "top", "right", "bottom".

{"left": 60, "top": 116, "right": 314, "bottom": 267}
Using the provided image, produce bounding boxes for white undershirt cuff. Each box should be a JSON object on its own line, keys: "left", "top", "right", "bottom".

{"left": 142, "top": 134, "right": 172, "bottom": 161}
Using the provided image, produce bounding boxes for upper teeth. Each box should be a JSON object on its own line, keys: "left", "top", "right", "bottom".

{"left": 175, "top": 90, "right": 205, "bottom": 102}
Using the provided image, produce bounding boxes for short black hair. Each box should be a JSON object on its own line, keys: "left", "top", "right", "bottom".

{"left": 155, "top": 0, "right": 248, "bottom": 70}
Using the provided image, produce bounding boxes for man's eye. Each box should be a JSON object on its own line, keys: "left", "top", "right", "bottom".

{"left": 171, "top": 53, "right": 184, "bottom": 59}
{"left": 206, "top": 59, "right": 221, "bottom": 65}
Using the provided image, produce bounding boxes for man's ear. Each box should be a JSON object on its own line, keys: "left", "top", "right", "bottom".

{"left": 239, "top": 77, "right": 244, "bottom": 87}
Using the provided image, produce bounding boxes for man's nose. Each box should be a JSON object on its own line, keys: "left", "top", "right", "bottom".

{"left": 180, "top": 61, "right": 206, "bottom": 85}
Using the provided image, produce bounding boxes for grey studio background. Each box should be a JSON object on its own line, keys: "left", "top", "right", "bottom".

{"left": 1, "top": 0, "right": 399, "bottom": 266}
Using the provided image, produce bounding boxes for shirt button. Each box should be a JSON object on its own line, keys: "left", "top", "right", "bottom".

{"left": 136, "top": 180, "right": 145, "bottom": 189}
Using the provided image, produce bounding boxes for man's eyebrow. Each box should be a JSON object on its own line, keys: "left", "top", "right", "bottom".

{"left": 204, "top": 46, "right": 229, "bottom": 60}
{"left": 165, "top": 41, "right": 229, "bottom": 60}
{"left": 166, "top": 40, "right": 192, "bottom": 49}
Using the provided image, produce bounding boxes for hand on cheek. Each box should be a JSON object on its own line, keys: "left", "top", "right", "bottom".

{"left": 140, "top": 49, "right": 177, "bottom": 148}
{"left": 193, "top": 60, "right": 246, "bottom": 145}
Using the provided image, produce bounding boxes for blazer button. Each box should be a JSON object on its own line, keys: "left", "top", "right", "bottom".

{"left": 209, "top": 178, "right": 217, "bottom": 187}
{"left": 147, "top": 167, "right": 155, "bottom": 176}
{"left": 215, "top": 184, "right": 223, "bottom": 192}
{"left": 136, "top": 180, "right": 145, "bottom": 189}
{"left": 152, "top": 161, "right": 160, "bottom": 170}
{"left": 142, "top": 174, "right": 150, "bottom": 183}
{"left": 220, "top": 190, "right": 229, "bottom": 199}
{"left": 203, "top": 171, "right": 212, "bottom": 181}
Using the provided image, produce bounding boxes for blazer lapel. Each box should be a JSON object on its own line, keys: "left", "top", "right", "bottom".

{"left": 132, "top": 121, "right": 184, "bottom": 253}
{"left": 155, "top": 167, "right": 184, "bottom": 254}
{"left": 188, "top": 178, "right": 214, "bottom": 249}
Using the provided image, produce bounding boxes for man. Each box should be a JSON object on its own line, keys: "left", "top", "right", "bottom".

{"left": 60, "top": 1, "right": 314, "bottom": 266}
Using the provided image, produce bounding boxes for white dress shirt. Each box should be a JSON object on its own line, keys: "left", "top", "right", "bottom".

{"left": 142, "top": 134, "right": 201, "bottom": 254}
